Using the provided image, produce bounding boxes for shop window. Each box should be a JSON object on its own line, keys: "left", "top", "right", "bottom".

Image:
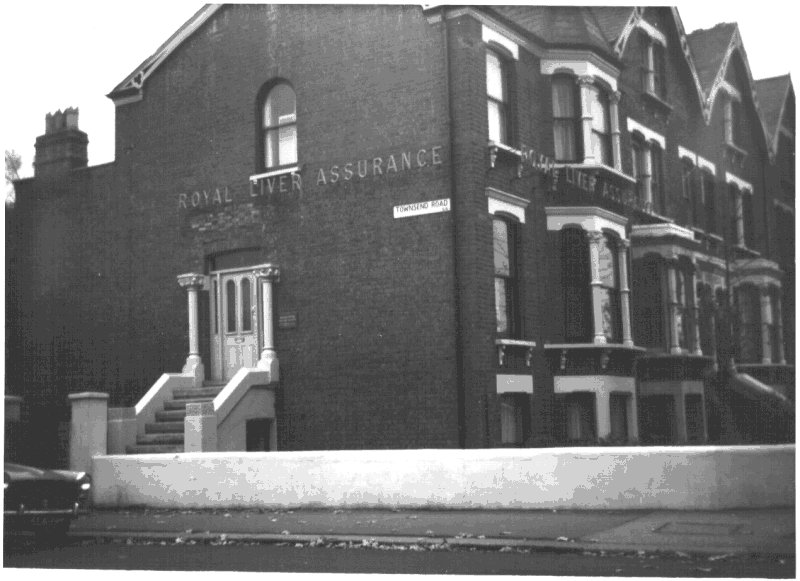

{"left": 493, "top": 217, "right": 521, "bottom": 338}
{"left": 500, "top": 394, "right": 528, "bottom": 445}
{"left": 552, "top": 76, "right": 580, "bottom": 161}
{"left": 597, "top": 233, "right": 622, "bottom": 343}
{"left": 261, "top": 82, "right": 297, "bottom": 170}
{"left": 588, "top": 86, "right": 612, "bottom": 166}
{"left": 486, "top": 49, "right": 510, "bottom": 145}
{"left": 561, "top": 228, "right": 592, "bottom": 342}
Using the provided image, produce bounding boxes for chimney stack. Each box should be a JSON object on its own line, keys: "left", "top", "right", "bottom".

{"left": 34, "top": 107, "right": 88, "bottom": 179}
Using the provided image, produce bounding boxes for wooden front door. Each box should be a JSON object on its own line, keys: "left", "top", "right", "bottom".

{"left": 210, "top": 268, "right": 259, "bottom": 381}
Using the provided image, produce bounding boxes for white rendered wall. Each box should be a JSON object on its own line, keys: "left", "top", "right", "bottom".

{"left": 92, "top": 446, "right": 794, "bottom": 510}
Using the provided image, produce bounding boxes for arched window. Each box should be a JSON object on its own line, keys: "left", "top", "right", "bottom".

{"left": 261, "top": 82, "right": 297, "bottom": 170}
{"left": 486, "top": 49, "right": 510, "bottom": 145}
{"left": 552, "top": 76, "right": 580, "bottom": 161}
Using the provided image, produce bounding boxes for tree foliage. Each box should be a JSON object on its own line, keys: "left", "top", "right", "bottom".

{"left": 5, "top": 149, "right": 22, "bottom": 206}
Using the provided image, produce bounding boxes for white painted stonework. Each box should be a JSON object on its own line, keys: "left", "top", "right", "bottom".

{"left": 91, "top": 445, "right": 794, "bottom": 510}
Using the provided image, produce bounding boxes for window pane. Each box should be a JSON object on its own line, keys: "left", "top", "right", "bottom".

{"left": 241, "top": 278, "right": 252, "bottom": 332}
{"left": 265, "top": 129, "right": 278, "bottom": 168}
{"left": 265, "top": 84, "right": 296, "bottom": 127}
{"left": 610, "top": 394, "right": 629, "bottom": 442}
{"left": 278, "top": 124, "right": 297, "bottom": 165}
{"left": 597, "top": 235, "right": 617, "bottom": 288}
{"left": 493, "top": 219, "right": 510, "bottom": 276}
{"left": 486, "top": 51, "right": 505, "bottom": 101}
{"left": 500, "top": 395, "right": 523, "bottom": 444}
{"left": 487, "top": 100, "right": 505, "bottom": 143}
{"left": 495, "top": 278, "right": 509, "bottom": 335}
{"left": 226, "top": 280, "right": 236, "bottom": 333}
{"left": 554, "top": 120, "right": 577, "bottom": 161}
{"left": 589, "top": 89, "right": 609, "bottom": 132}
{"left": 552, "top": 78, "right": 575, "bottom": 117}
{"left": 591, "top": 131, "right": 610, "bottom": 165}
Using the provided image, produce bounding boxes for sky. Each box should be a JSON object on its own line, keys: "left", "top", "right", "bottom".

{"left": 2, "top": 1, "right": 796, "bottom": 181}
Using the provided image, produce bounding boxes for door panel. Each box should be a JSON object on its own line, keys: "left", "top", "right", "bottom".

{"left": 210, "top": 269, "right": 259, "bottom": 381}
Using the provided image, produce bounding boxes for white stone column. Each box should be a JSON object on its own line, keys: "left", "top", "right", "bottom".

{"left": 760, "top": 287, "right": 773, "bottom": 364}
{"left": 735, "top": 190, "right": 745, "bottom": 246}
{"left": 254, "top": 265, "right": 281, "bottom": 380}
{"left": 617, "top": 238, "right": 633, "bottom": 347}
{"left": 595, "top": 391, "right": 611, "bottom": 441}
{"left": 666, "top": 260, "right": 682, "bottom": 354}
{"left": 587, "top": 230, "right": 607, "bottom": 344}
{"left": 107, "top": 407, "right": 136, "bottom": 455}
{"left": 688, "top": 263, "right": 703, "bottom": 355}
{"left": 578, "top": 76, "right": 596, "bottom": 165}
{"left": 773, "top": 292, "right": 787, "bottom": 364}
{"left": 69, "top": 392, "right": 108, "bottom": 473}
{"left": 642, "top": 145, "right": 653, "bottom": 212}
{"left": 177, "top": 273, "right": 206, "bottom": 386}
{"left": 609, "top": 91, "right": 622, "bottom": 171}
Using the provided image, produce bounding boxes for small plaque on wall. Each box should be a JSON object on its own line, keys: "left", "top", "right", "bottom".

{"left": 278, "top": 313, "right": 298, "bottom": 329}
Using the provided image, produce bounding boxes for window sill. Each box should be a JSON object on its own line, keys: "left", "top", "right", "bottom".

{"left": 733, "top": 244, "right": 761, "bottom": 258}
{"left": 642, "top": 91, "right": 674, "bottom": 114}
{"left": 249, "top": 165, "right": 300, "bottom": 182}
{"left": 496, "top": 338, "right": 536, "bottom": 368}
{"left": 553, "top": 163, "right": 637, "bottom": 185}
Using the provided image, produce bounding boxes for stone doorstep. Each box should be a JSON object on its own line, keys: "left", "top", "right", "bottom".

{"left": 66, "top": 530, "right": 796, "bottom": 558}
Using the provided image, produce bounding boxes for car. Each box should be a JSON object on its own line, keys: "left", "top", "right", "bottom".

{"left": 4, "top": 462, "right": 91, "bottom": 544}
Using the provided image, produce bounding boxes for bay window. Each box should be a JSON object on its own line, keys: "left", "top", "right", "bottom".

{"left": 561, "top": 227, "right": 592, "bottom": 342}
{"left": 597, "top": 233, "right": 621, "bottom": 343}
{"left": 549, "top": 74, "right": 620, "bottom": 169}
{"left": 552, "top": 76, "right": 580, "bottom": 161}
{"left": 588, "top": 86, "right": 612, "bottom": 166}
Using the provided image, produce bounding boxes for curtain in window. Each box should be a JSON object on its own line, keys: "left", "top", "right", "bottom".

{"left": 263, "top": 83, "right": 297, "bottom": 169}
{"left": 552, "top": 77, "right": 578, "bottom": 161}
{"left": 597, "top": 234, "right": 621, "bottom": 343}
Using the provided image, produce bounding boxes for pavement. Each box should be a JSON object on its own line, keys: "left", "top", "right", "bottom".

{"left": 68, "top": 506, "right": 796, "bottom": 558}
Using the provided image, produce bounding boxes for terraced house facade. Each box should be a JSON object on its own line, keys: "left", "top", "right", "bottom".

{"left": 6, "top": 5, "right": 794, "bottom": 466}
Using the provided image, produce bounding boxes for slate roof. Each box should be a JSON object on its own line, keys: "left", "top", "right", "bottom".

{"left": 686, "top": 22, "right": 737, "bottom": 95}
{"left": 754, "top": 74, "right": 791, "bottom": 143}
{"left": 489, "top": 5, "right": 629, "bottom": 60}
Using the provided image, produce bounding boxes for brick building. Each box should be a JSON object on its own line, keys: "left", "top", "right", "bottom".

{"left": 7, "top": 5, "right": 794, "bottom": 466}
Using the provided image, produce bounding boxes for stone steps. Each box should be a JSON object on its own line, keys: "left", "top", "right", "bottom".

{"left": 128, "top": 379, "right": 227, "bottom": 454}
{"left": 145, "top": 420, "right": 184, "bottom": 434}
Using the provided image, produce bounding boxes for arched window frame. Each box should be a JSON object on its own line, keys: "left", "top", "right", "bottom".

{"left": 259, "top": 81, "right": 298, "bottom": 172}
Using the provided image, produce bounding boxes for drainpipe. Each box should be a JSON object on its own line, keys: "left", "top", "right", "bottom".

{"left": 442, "top": 7, "right": 466, "bottom": 448}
